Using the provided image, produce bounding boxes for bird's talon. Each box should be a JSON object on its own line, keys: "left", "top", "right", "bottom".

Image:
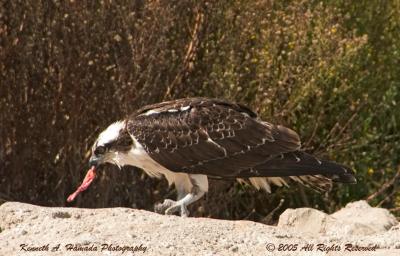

{"left": 154, "top": 203, "right": 164, "bottom": 214}
{"left": 154, "top": 199, "right": 176, "bottom": 214}
{"left": 165, "top": 204, "right": 180, "bottom": 215}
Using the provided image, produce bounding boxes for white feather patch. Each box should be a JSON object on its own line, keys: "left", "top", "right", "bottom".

{"left": 248, "top": 177, "right": 272, "bottom": 193}
{"left": 97, "top": 121, "right": 125, "bottom": 146}
{"left": 110, "top": 136, "right": 209, "bottom": 193}
{"left": 143, "top": 109, "right": 160, "bottom": 116}
{"left": 267, "top": 177, "right": 289, "bottom": 187}
{"left": 238, "top": 177, "right": 292, "bottom": 193}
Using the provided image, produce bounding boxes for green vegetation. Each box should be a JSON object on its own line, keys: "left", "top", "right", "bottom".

{"left": 1, "top": 0, "right": 399, "bottom": 221}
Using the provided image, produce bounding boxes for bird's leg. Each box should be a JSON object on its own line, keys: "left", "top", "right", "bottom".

{"left": 154, "top": 199, "right": 176, "bottom": 214}
{"left": 165, "top": 184, "right": 205, "bottom": 217}
{"left": 155, "top": 174, "right": 208, "bottom": 217}
{"left": 176, "top": 185, "right": 187, "bottom": 200}
{"left": 176, "top": 185, "right": 190, "bottom": 216}
{"left": 153, "top": 188, "right": 187, "bottom": 215}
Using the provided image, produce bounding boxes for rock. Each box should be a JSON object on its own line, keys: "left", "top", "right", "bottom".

{"left": 278, "top": 200, "right": 398, "bottom": 237}
{"left": 331, "top": 200, "right": 398, "bottom": 233}
{"left": 0, "top": 201, "right": 399, "bottom": 255}
{"left": 278, "top": 208, "right": 336, "bottom": 235}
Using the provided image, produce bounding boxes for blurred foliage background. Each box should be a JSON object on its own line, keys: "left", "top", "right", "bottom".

{"left": 1, "top": 0, "right": 399, "bottom": 222}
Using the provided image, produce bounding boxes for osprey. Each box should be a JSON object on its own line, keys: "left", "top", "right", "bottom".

{"left": 67, "top": 97, "right": 356, "bottom": 216}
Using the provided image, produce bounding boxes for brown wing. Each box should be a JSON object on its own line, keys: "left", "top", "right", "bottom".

{"left": 126, "top": 98, "right": 300, "bottom": 178}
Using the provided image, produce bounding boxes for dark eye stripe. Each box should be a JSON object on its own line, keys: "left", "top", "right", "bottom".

{"left": 94, "top": 146, "right": 106, "bottom": 155}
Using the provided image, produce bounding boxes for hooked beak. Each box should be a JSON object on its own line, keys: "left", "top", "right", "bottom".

{"left": 88, "top": 155, "right": 101, "bottom": 168}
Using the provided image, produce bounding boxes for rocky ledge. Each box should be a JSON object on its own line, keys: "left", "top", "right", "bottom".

{"left": 0, "top": 200, "right": 399, "bottom": 255}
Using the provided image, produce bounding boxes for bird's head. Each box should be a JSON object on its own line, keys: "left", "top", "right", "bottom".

{"left": 89, "top": 121, "right": 133, "bottom": 168}
{"left": 67, "top": 121, "right": 133, "bottom": 202}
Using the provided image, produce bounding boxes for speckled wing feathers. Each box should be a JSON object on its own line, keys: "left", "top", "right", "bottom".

{"left": 126, "top": 98, "right": 301, "bottom": 178}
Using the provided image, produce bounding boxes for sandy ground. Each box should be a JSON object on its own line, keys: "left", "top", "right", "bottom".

{"left": 0, "top": 201, "right": 399, "bottom": 256}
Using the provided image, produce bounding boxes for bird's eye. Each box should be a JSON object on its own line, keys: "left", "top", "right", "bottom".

{"left": 94, "top": 146, "right": 106, "bottom": 155}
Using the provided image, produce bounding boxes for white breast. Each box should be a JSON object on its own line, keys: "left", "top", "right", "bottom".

{"left": 113, "top": 137, "right": 193, "bottom": 193}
